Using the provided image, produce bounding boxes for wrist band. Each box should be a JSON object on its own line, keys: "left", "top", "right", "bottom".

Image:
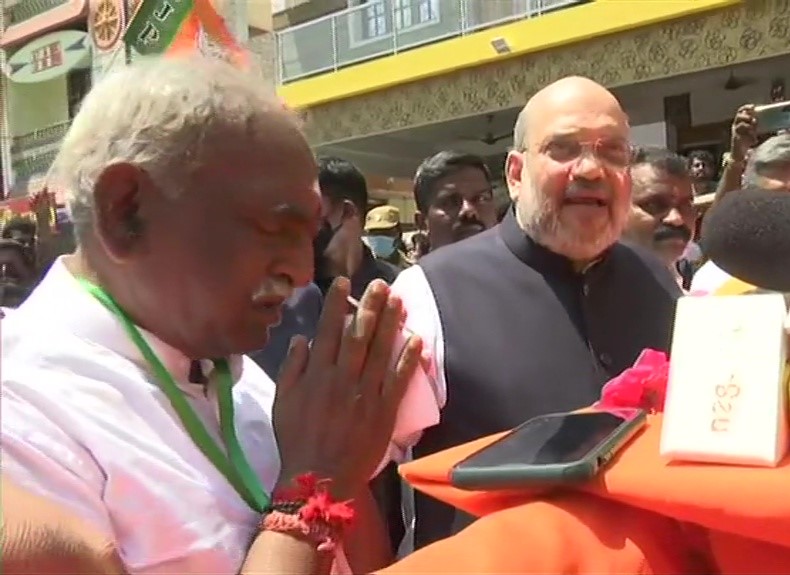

{"left": 261, "top": 473, "right": 355, "bottom": 552}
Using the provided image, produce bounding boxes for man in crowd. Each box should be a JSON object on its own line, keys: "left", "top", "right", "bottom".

{"left": 249, "top": 282, "right": 323, "bottom": 376}
{"left": 1, "top": 56, "right": 423, "bottom": 574}
{"left": 2, "top": 216, "right": 37, "bottom": 251}
{"left": 386, "top": 76, "right": 680, "bottom": 549}
{"left": 693, "top": 132, "right": 790, "bottom": 294}
{"left": 0, "top": 191, "right": 72, "bottom": 303}
{"left": 364, "top": 205, "right": 412, "bottom": 269}
{"left": 412, "top": 151, "right": 498, "bottom": 253}
{"left": 625, "top": 147, "right": 697, "bottom": 290}
{"left": 314, "top": 157, "right": 400, "bottom": 299}
{"left": 687, "top": 148, "right": 717, "bottom": 197}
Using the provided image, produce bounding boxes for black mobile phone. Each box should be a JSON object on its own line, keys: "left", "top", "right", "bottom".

{"left": 450, "top": 409, "right": 646, "bottom": 491}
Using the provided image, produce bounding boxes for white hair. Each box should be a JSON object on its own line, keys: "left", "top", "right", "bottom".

{"left": 49, "top": 56, "right": 295, "bottom": 239}
{"left": 744, "top": 133, "right": 790, "bottom": 186}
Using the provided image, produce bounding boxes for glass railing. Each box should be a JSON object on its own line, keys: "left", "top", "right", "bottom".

{"left": 12, "top": 148, "right": 58, "bottom": 180}
{"left": 3, "top": 0, "right": 70, "bottom": 26}
{"left": 10, "top": 121, "right": 71, "bottom": 154}
{"left": 276, "top": 0, "right": 589, "bottom": 84}
{"left": 9, "top": 121, "right": 71, "bottom": 180}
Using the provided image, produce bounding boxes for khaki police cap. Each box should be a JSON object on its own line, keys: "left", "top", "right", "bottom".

{"left": 365, "top": 205, "right": 401, "bottom": 231}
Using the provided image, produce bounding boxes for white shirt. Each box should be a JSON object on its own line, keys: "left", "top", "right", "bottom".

{"left": 387, "top": 265, "right": 447, "bottom": 455}
{"left": 690, "top": 260, "right": 735, "bottom": 295}
{"left": 1, "top": 258, "right": 280, "bottom": 573}
{"left": 384, "top": 265, "right": 447, "bottom": 556}
{"left": 682, "top": 241, "right": 703, "bottom": 263}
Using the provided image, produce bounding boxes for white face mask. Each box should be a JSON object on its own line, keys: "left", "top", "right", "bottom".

{"left": 366, "top": 235, "right": 397, "bottom": 258}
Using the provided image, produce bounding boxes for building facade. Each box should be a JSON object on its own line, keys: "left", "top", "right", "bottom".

{"left": 1, "top": 0, "right": 92, "bottom": 198}
{"left": 273, "top": 0, "right": 790, "bottom": 217}
{"left": 0, "top": 0, "right": 275, "bottom": 199}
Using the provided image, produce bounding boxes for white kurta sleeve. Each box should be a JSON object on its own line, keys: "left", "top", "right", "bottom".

{"left": 374, "top": 265, "right": 447, "bottom": 474}
{"left": 1, "top": 376, "right": 114, "bottom": 537}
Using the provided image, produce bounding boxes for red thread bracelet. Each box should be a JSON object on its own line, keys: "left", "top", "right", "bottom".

{"left": 261, "top": 473, "right": 355, "bottom": 552}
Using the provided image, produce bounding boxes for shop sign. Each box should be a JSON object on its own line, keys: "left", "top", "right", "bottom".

{"left": 6, "top": 30, "right": 91, "bottom": 83}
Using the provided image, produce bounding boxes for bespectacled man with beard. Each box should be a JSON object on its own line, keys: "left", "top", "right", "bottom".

{"left": 625, "top": 147, "right": 697, "bottom": 290}
{"left": 379, "top": 76, "right": 681, "bottom": 551}
{"left": 412, "top": 151, "right": 498, "bottom": 254}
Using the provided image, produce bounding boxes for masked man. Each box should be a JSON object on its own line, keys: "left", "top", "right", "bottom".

{"left": 364, "top": 206, "right": 412, "bottom": 269}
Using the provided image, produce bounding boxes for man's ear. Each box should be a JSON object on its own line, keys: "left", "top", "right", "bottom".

{"left": 341, "top": 199, "right": 361, "bottom": 224}
{"left": 92, "top": 163, "right": 147, "bottom": 263}
{"left": 505, "top": 150, "right": 525, "bottom": 202}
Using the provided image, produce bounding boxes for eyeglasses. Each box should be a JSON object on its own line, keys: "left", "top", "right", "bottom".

{"left": 539, "top": 137, "right": 632, "bottom": 169}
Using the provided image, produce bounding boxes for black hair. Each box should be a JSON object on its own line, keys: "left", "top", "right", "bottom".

{"left": 631, "top": 146, "right": 689, "bottom": 179}
{"left": 687, "top": 149, "right": 715, "bottom": 168}
{"left": 2, "top": 216, "right": 37, "bottom": 240}
{"left": 413, "top": 151, "right": 492, "bottom": 213}
{"left": 317, "top": 156, "right": 368, "bottom": 216}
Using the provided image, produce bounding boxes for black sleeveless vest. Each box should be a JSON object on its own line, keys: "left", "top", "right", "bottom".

{"left": 412, "top": 209, "right": 680, "bottom": 549}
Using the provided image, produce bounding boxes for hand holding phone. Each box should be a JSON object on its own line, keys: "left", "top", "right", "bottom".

{"left": 755, "top": 100, "right": 790, "bottom": 134}
{"left": 451, "top": 409, "right": 646, "bottom": 491}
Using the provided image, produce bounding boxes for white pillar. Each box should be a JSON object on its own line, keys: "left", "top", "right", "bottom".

{"left": 224, "top": 0, "right": 249, "bottom": 44}
{"left": 0, "top": 8, "right": 14, "bottom": 199}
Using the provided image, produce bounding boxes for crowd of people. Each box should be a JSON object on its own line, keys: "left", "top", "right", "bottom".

{"left": 1, "top": 54, "right": 790, "bottom": 574}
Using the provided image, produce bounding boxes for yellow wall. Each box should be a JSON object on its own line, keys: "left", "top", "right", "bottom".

{"left": 7, "top": 76, "right": 69, "bottom": 136}
{"left": 278, "top": 0, "right": 740, "bottom": 109}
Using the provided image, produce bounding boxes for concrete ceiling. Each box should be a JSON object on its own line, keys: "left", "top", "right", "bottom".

{"left": 318, "top": 54, "right": 790, "bottom": 179}
{"left": 317, "top": 109, "right": 518, "bottom": 178}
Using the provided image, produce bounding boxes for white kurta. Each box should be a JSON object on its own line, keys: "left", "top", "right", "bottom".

{"left": 1, "top": 258, "right": 280, "bottom": 573}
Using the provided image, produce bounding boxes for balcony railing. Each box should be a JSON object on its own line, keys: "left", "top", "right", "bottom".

{"left": 10, "top": 121, "right": 71, "bottom": 154}
{"left": 10, "top": 121, "right": 71, "bottom": 180}
{"left": 276, "top": 0, "right": 588, "bottom": 84}
{"left": 3, "top": 0, "right": 70, "bottom": 26}
{"left": 12, "top": 149, "right": 58, "bottom": 180}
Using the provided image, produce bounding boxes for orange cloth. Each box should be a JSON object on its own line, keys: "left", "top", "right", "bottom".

{"left": 378, "top": 276, "right": 790, "bottom": 574}
{"left": 376, "top": 414, "right": 790, "bottom": 574}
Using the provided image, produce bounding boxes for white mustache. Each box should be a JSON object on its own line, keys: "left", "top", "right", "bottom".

{"left": 251, "top": 278, "right": 292, "bottom": 302}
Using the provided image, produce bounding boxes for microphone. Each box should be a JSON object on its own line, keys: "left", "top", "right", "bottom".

{"left": 700, "top": 187, "right": 790, "bottom": 292}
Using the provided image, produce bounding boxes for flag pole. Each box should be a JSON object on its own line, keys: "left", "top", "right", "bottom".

{"left": 123, "top": 0, "right": 132, "bottom": 64}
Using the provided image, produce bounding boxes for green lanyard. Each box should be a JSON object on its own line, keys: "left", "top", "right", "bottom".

{"left": 79, "top": 279, "right": 270, "bottom": 512}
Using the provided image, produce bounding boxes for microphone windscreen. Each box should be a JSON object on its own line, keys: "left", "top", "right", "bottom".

{"left": 700, "top": 187, "right": 790, "bottom": 292}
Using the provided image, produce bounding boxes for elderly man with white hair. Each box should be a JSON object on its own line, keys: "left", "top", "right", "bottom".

{"left": 0, "top": 56, "right": 423, "bottom": 575}
{"left": 692, "top": 132, "right": 790, "bottom": 295}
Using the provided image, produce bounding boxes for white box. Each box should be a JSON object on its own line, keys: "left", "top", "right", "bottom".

{"left": 660, "top": 294, "right": 789, "bottom": 467}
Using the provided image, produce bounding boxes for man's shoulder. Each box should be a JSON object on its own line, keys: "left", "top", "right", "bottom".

{"left": 4, "top": 322, "right": 134, "bottom": 394}
{"left": 2, "top": 333, "right": 148, "bottom": 444}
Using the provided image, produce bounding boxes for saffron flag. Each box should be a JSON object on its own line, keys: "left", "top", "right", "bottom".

{"left": 123, "top": 0, "right": 247, "bottom": 66}
{"left": 123, "top": 0, "right": 198, "bottom": 56}
{"left": 193, "top": 0, "right": 249, "bottom": 68}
